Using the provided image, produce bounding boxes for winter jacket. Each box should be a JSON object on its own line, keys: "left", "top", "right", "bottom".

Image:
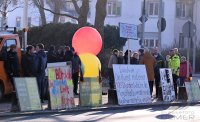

{"left": 140, "top": 52, "right": 156, "bottom": 81}
{"left": 47, "top": 50, "right": 57, "bottom": 63}
{"left": 5, "top": 51, "right": 20, "bottom": 77}
{"left": 130, "top": 57, "right": 139, "bottom": 64}
{"left": 72, "top": 53, "right": 81, "bottom": 74}
{"left": 108, "top": 54, "right": 118, "bottom": 69}
{"left": 36, "top": 50, "right": 47, "bottom": 75}
{"left": 154, "top": 54, "right": 165, "bottom": 76}
{"left": 168, "top": 54, "right": 180, "bottom": 76}
{"left": 118, "top": 56, "right": 124, "bottom": 64}
{"left": 22, "top": 53, "right": 38, "bottom": 77}
{"left": 179, "top": 61, "right": 192, "bottom": 77}
{"left": 65, "top": 50, "right": 73, "bottom": 62}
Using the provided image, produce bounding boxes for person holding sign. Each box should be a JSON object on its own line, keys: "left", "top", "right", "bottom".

{"left": 108, "top": 49, "right": 119, "bottom": 89}
{"left": 140, "top": 48, "right": 156, "bottom": 97}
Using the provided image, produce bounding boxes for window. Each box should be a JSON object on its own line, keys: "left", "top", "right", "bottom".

{"left": 28, "top": 17, "right": 31, "bottom": 27}
{"left": 16, "top": 17, "right": 21, "bottom": 28}
{"left": 147, "top": 2, "right": 159, "bottom": 17}
{"left": 107, "top": 1, "right": 121, "bottom": 16}
{"left": 4, "top": 39, "right": 17, "bottom": 48}
{"left": 144, "top": 39, "right": 158, "bottom": 47}
{"left": 176, "top": 2, "right": 187, "bottom": 18}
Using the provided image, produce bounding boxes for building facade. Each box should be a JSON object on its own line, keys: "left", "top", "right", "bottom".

{"left": 0, "top": 0, "right": 199, "bottom": 51}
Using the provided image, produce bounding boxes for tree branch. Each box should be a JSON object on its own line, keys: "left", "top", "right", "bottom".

{"left": 36, "top": 0, "right": 78, "bottom": 20}
{"left": 7, "top": 6, "right": 22, "bottom": 13}
{"left": 71, "top": 0, "right": 80, "bottom": 14}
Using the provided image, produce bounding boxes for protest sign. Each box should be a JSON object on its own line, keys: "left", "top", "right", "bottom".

{"left": 14, "top": 78, "right": 42, "bottom": 111}
{"left": 119, "top": 23, "right": 137, "bottom": 39}
{"left": 47, "top": 62, "right": 75, "bottom": 110}
{"left": 79, "top": 77, "right": 102, "bottom": 107}
{"left": 185, "top": 80, "right": 200, "bottom": 102}
{"left": 113, "top": 65, "right": 151, "bottom": 105}
{"left": 160, "top": 68, "right": 176, "bottom": 102}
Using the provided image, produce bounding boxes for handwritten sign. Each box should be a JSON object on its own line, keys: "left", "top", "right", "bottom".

{"left": 113, "top": 65, "right": 151, "bottom": 105}
{"left": 47, "top": 62, "right": 75, "bottom": 110}
{"left": 14, "top": 78, "right": 42, "bottom": 111}
{"left": 119, "top": 23, "right": 137, "bottom": 39}
{"left": 185, "top": 80, "right": 200, "bottom": 102}
{"left": 79, "top": 77, "right": 102, "bottom": 107}
{"left": 160, "top": 68, "right": 176, "bottom": 102}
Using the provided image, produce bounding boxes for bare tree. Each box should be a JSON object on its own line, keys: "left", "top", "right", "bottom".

{"left": 33, "top": 0, "right": 47, "bottom": 25}
{"left": 94, "top": 0, "right": 107, "bottom": 39}
{"left": 0, "top": 0, "right": 22, "bottom": 27}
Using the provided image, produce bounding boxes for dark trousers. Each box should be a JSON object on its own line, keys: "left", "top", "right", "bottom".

{"left": 72, "top": 72, "right": 79, "bottom": 94}
{"left": 149, "top": 81, "right": 154, "bottom": 96}
{"left": 172, "top": 74, "right": 178, "bottom": 98}
{"left": 37, "top": 73, "right": 45, "bottom": 101}
{"left": 155, "top": 74, "right": 160, "bottom": 98}
{"left": 108, "top": 68, "right": 115, "bottom": 89}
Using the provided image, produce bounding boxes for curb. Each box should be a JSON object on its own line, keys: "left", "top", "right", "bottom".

{"left": 0, "top": 101, "right": 200, "bottom": 118}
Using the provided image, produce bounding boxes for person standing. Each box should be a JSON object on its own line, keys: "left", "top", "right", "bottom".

{"left": 47, "top": 45, "right": 57, "bottom": 63}
{"left": 152, "top": 47, "right": 165, "bottom": 99}
{"left": 36, "top": 43, "right": 47, "bottom": 103}
{"left": 71, "top": 48, "right": 82, "bottom": 95}
{"left": 124, "top": 50, "right": 131, "bottom": 64}
{"left": 22, "top": 45, "right": 38, "bottom": 77}
{"left": 140, "top": 49, "right": 156, "bottom": 97}
{"left": 118, "top": 51, "right": 124, "bottom": 64}
{"left": 168, "top": 49, "right": 180, "bottom": 99}
{"left": 65, "top": 46, "right": 73, "bottom": 62}
{"left": 130, "top": 52, "right": 139, "bottom": 64}
{"left": 5, "top": 44, "right": 20, "bottom": 111}
{"left": 108, "top": 49, "right": 119, "bottom": 89}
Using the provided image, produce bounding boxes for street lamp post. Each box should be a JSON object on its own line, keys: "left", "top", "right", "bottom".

{"left": 23, "top": 0, "right": 28, "bottom": 50}
{"left": 158, "top": 0, "right": 162, "bottom": 49}
{"left": 141, "top": 0, "right": 146, "bottom": 48}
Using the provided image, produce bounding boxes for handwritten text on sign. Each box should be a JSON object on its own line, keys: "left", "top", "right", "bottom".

{"left": 119, "top": 23, "right": 137, "bottom": 39}
{"left": 113, "top": 65, "right": 151, "bottom": 105}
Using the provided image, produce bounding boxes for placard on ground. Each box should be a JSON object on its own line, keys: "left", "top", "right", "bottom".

{"left": 113, "top": 65, "right": 151, "bottom": 105}
{"left": 185, "top": 80, "right": 200, "bottom": 102}
{"left": 14, "top": 77, "right": 42, "bottom": 111}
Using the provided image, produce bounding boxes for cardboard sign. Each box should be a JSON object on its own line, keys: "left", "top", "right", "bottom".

{"left": 14, "top": 78, "right": 42, "bottom": 111}
{"left": 113, "top": 65, "right": 151, "bottom": 105}
{"left": 160, "top": 68, "right": 176, "bottom": 102}
{"left": 185, "top": 81, "right": 200, "bottom": 102}
{"left": 47, "top": 62, "right": 75, "bottom": 110}
{"left": 79, "top": 77, "right": 102, "bottom": 107}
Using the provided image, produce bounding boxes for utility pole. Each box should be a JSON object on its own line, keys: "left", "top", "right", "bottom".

{"left": 158, "top": 0, "right": 162, "bottom": 49}
{"left": 193, "top": 0, "right": 197, "bottom": 74}
{"left": 141, "top": 0, "right": 146, "bottom": 48}
{"left": 23, "top": 0, "right": 28, "bottom": 50}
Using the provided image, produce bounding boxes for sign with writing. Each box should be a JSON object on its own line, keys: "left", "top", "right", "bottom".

{"left": 14, "top": 78, "right": 42, "bottom": 111}
{"left": 160, "top": 68, "right": 176, "bottom": 102}
{"left": 119, "top": 23, "right": 137, "bottom": 39}
{"left": 113, "top": 65, "right": 151, "bottom": 105}
{"left": 47, "top": 62, "right": 75, "bottom": 110}
{"left": 79, "top": 77, "right": 102, "bottom": 107}
{"left": 185, "top": 81, "right": 200, "bottom": 102}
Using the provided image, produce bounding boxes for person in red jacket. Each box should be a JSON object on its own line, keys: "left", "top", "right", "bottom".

{"left": 179, "top": 56, "right": 192, "bottom": 86}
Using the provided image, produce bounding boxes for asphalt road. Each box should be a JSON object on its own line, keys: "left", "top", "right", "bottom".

{"left": 1, "top": 105, "right": 200, "bottom": 122}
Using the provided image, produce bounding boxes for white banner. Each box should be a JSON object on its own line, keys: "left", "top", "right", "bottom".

{"left": 113, "top": 65, "right": 151, "bottom": 105}
{"left": 119, "top": 23, "right": 137, "bottom": 39}
{"left": 160, "top": 68, "right": 176, "bottom": 102}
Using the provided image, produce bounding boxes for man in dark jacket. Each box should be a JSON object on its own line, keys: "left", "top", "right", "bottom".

{"left": 71, "top": 48, "right": 82, "bottom": 95}
{"left": 5, "top": 44, "right": 20, "bottom": 111}
{"left": 22, "top": 45, "right": 38, "bottom": 77}
{"left": 47, "top": 45, "right": 57, "bottom": 63}
{"left": 36, "top": 43, "right": 47, "bottom": 102}
{"left": 152, "top": 47, "right": 165, "bottom": 99}
{"left": 65, "top": 46, "right": 73, "bottom": 62}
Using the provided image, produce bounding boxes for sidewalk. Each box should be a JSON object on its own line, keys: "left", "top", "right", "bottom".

{"left": 0, "top": 94, "right": 200, "bottom": 117}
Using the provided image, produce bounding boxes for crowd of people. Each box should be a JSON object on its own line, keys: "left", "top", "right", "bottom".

{"left": 108, "top": 47, "right": 192, "bottom": 99}
{"left": 4, "top": 44, "right": 82, "bottom": 111}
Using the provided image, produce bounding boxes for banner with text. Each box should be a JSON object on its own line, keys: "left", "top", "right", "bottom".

{"left": 79, "top": 77, "right": 102, "bottom": 107}
{"left": 119, "top": 23, "right": 137, "bottom": 39}
{"left": 113, "top": 65, "right": 151, "bottom": 105}
{"left": 47, "top": 62, "right": 75, "bottom": 110}
{"left": 160, "top": 68, "right": 176, "bottom": 102}
{"left": 185, "top": 80, "right": 200, "bottom": 102}
{"left": 14, "top": 78, "right": 42, "bottom": 111}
